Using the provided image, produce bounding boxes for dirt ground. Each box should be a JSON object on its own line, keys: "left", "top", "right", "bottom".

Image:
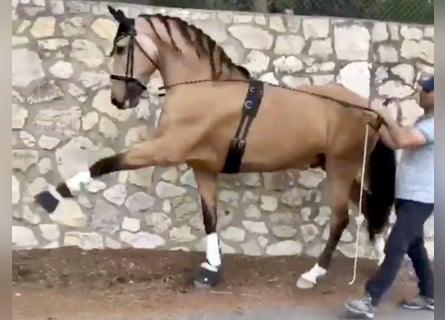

{"left": 12, "top": 247, "right": 419, "bottom": 320}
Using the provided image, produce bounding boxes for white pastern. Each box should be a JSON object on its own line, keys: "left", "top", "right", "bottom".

{"left": 302, "top": 263, "right": 327, "bottom": 283}
{"left": 297, "top": 263, "right": 327, "bottom": 289}
{"left": 66, "top": 170, "right": 92, "bottom": 193}
{"left": 374, "top": 234, "right": 385, "bottom": 266}
{"left": 202, "top": 232, "right": 221, "bottom": 270}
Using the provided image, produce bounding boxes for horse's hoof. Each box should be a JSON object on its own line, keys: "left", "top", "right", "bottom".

{"left": 34, "top": 190, "right": 59, "bottom": 213}
{"left": 296, "top": 276, "right": 316, "bottom": 289}
{"left": 193, "top": 265, "right": 221, "bottom": 289}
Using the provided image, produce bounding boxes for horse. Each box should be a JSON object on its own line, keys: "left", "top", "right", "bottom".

{"left": 35, "top": 5, "right": 396, "bottom": 290}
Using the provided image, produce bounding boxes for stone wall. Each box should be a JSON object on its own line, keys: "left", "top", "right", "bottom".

{"left": 12, "top": 0, "right": 434, "bottom": 260}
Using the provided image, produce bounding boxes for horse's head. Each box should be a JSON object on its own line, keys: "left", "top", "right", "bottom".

{"left": 107, "top": 6, "right": 160, "bottom": 109}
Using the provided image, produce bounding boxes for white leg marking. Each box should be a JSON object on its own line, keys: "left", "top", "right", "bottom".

{"left": 201, "top": 232, "right": 221, "bottom": 271}
{"left": 374, "top": 234, "right": 385, "bottom": 266}
{"left": 296, "top": 263, "right": 327, "bottom": 289}
{"left": 302, "top": 263, "right": 327, "bottom": 283}
{"left": 47, "top": 185, "right": 64, "bottom": 201}
{"left": 201, "top": 262, "right": 218, "bottom": 272}
{"left": 66, "top": 170, "right": 92, "bottom": 193}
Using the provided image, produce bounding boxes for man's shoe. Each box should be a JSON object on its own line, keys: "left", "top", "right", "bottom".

{"left": 400, "top": 295, "right": 434, "bottom": 311}
{"left": 345, "top": 294, "right": 377, "bottom": 319}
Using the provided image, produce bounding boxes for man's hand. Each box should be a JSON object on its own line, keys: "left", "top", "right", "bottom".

{"left": 374, "top": 106, "right": 394, "bottom": 123}
{"left": 375, "top": 103, "right": 427, "bottom": 150}
{"left": 376, "top": 97, "right": 402, "bottom": 121}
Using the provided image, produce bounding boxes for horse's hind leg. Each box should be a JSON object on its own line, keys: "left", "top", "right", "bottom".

{"left": 191, "top": 169, "right": 222, "bottom": 289}
{"left": 297, "top": 159, "right": 359, "bottom": 289}
{"left": 350, "top": 180, "right": 387, "bottom": 266}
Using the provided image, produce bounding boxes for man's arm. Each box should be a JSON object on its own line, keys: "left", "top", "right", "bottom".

{"left": 378, "top": 125, "right": 398, "bottom": 150}
{"left": 380, "top": 112, "right": 429, "bottom": 149}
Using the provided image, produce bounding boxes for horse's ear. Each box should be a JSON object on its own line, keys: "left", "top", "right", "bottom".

{"left": 107, "top": 5, "right": 118, "bottom": 18}
{"left": 107, "top": 5, "right": 126, "bottom": 24}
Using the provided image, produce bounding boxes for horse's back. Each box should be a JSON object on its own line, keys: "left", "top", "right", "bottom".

{"left": 230, "top": 84, "right": 340, "bottom": 170}
{"left": 290, "top": 83, "right": 374, "bottom": 157}
{"left": 258, "top": 82, "right": 365, "bottom": 136}
{"left": 247, "top": 83, "right": 373, "bottom": 164}
{"left": 167, "top": 81, "right": 372, "bottom": 172}
{"left": 295, "top": 83, "right": 369, "bottom": 109}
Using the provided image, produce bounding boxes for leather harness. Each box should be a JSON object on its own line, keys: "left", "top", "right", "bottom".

{"left": 221, "top": 80, "right": 264, "bottom": 173}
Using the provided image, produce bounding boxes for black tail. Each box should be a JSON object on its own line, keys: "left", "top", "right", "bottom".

{"left": 366, "top": 139, "right": 396, "bottom": 242}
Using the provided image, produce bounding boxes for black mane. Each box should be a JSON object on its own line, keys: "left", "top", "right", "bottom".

{"left": 140, "top": 13, "right": 250, "bottom": 80}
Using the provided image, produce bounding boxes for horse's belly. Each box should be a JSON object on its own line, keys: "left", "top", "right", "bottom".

{"left": 239, "top": 122, "right": 324, "bottom": 171}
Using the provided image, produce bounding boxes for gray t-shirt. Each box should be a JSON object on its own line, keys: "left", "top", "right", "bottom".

{"left": 395, "top": 114, "right": 434, "bottom": 203}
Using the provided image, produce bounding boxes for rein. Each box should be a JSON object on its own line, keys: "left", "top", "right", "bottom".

{"left": 159, "top": 79, "right": 385, "bottom": 131}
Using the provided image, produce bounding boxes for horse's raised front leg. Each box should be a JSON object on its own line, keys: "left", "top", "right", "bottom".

{"left": 191, "top": 169, "right": 222, "bottom": 289}
{"left": 297, "top": 160, "right": 357, "bottom": 289}
{"left": 35, "top": 138, "right": 183, "bottom": 211}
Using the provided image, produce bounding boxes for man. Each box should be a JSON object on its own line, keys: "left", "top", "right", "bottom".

{"left": 344, "top": 75, "right": 434, "bottom": 319}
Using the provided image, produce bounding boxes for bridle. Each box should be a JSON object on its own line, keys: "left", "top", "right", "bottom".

{"left": 109, "top": 23, "right": 159, "bottom": 98}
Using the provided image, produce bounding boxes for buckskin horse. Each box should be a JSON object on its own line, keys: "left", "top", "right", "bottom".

{"left": 35, "top": 6, "right": 396, "bottom": 290}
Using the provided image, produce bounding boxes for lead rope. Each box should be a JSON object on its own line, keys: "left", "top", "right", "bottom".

{"left": 349, "top": 124, "right": 370, "bottom": 285}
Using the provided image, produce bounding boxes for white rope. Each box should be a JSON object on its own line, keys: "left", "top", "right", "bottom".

{"left": 349, "top": 124, "right": 370, "bottom": 286}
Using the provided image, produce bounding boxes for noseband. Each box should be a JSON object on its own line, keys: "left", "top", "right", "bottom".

{"left": 109, "top": 26, "right": 159, "bottom": 96}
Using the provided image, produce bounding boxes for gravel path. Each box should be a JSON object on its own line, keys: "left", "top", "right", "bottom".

{"left": 13, "top": 248, "right": 433, "bottom": 320}
{"left": 158, "top": 306, "right": 433, "bottom": 320}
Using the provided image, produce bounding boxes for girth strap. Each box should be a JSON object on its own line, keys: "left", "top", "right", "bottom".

{"left": 221, "top": 80, "right": 264, "bottom": 173}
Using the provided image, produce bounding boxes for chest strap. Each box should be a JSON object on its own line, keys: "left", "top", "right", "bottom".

{"left": 221, "top": 80, "right": 264, "bottom": 173}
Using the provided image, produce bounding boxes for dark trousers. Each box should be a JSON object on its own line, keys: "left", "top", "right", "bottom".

{"left": 365, "top": 199, "right": 434, "bottom": 306}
